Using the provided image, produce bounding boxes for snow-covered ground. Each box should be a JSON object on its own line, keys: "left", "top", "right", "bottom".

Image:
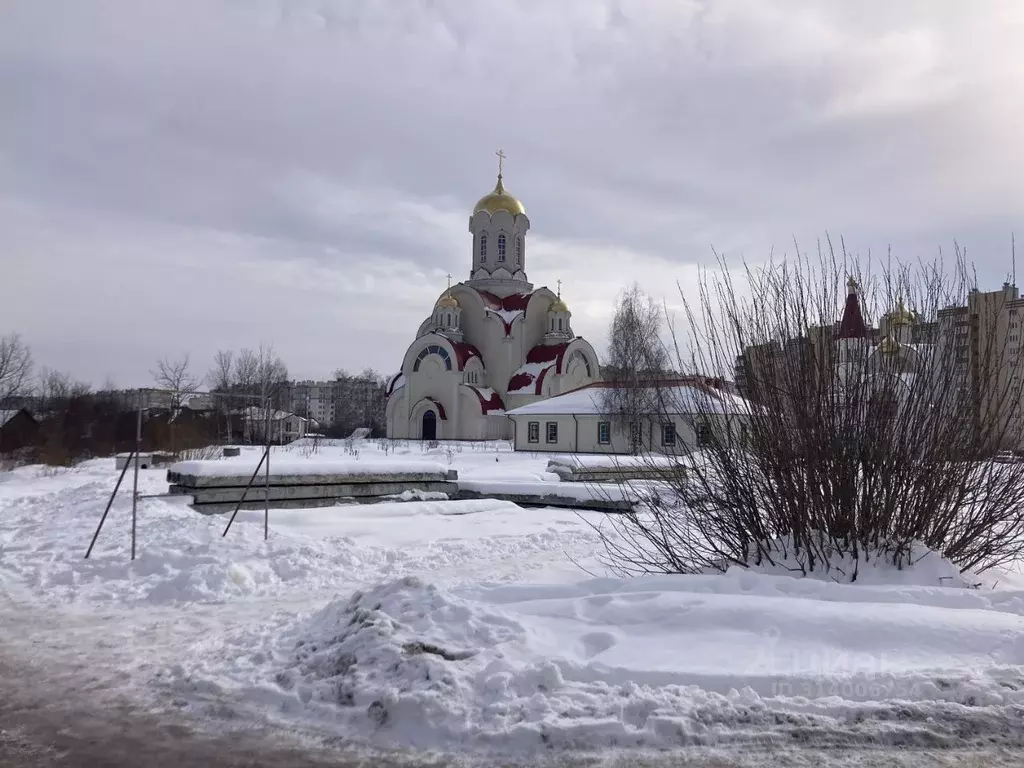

{"left": 3, "top": 439, "right": 1024, "bottom": 762}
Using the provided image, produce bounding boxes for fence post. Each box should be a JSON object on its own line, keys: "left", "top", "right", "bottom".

{"left": 86, "top": 450, "right": 135, "bottom": 559}
{"left": 131, "top": 395, "right": 142, "bottom": 560}
{"left": 264, "top": 404, "right": 271, "bottom": 541}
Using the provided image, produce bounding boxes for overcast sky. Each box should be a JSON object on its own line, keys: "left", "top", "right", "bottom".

{"left": 2, "top": 1, "right": 1022, "bottom": 387}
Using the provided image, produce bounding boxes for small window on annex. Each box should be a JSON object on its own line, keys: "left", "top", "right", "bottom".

{"left": 598, "top": 421, "right": 611, "bottom": 445}
{"left": 696, "top": 421, "right": 714, "bottom": 446}
{"left": 546, "top": 421, "right": 558, "bottom": 443}
{"left": 497, "top": 234, "right": 507, "bottom": 262}
{"left": 661, "top": 423, "right": 676, "bottom": 447}
{"left": 527, "top": 421, "right": 540, "bottom": 443}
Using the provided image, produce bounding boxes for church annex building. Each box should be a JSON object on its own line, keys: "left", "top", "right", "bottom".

{"left": 385, "top": 158, "right": 600, "bottom": 441}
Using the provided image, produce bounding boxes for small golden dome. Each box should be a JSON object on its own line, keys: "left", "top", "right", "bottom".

{"left": 436, "top": 292, "right": 459, "bottom": 310}
{"left": 878, "top": 334, "right": 901, "bottom": 355}
{"left": 886, "top": 298, "right": 916, "bottom": 326}
{"left": 473, "top": 175, "right": 525, "bottom": 217}
{"left": 549, "top": 297, "right": 569, "bottom": 313}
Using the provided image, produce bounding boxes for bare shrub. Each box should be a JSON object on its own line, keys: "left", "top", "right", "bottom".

{"left": 597, "top": 242, "right": 1024, "bottom": 580}
{"left": 178, "top": 445, "right": 223, "bottom": 461}
{"left": 0, "top": 333, "right": 32, "bottom": 406}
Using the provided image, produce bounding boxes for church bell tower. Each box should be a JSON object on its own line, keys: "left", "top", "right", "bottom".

{"left": 466, "top": 150, "right": 533, "bottom": 298}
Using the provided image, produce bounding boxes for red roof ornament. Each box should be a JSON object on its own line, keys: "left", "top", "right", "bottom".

{"left": 837, "top": 276, "right": 868, "bottom": 339}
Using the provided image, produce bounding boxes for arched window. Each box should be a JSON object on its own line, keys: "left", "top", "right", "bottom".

{"left": 515, "top": 236, "right": 522, "bottom": 264}
{"left": 568, "top": 350, "right": 592, "bottom": 377}
{"left": 479, "top": 235, "right": 487, "bottom": 260}
{"left": 497, "top": 234, "right": 506, "bottom": 262}
{"left": 413, "top": 344, "right": 452, "bottom": 373}
{"left": 557, "top": 317, "right": 563, "bottom": 331}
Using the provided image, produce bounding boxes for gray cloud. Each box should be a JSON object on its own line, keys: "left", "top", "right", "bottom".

{"left": 1, "top": 0, "right": 1022, "bottom": 386}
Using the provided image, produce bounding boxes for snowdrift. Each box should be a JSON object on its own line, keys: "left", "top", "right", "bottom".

{"left": 186, "top": 567, "right": 1024, "bottom": 754}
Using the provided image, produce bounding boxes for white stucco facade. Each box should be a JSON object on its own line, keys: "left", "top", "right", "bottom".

{"left": 385, "top": 167, "right": 601, "bottom": 441}
{"left": 506, "top": 382, "right": 752, "bottom": 454}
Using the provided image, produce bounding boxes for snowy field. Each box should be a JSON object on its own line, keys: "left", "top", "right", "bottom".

{"left": 3, "top": 438, "right": 1024, "bottom": 764}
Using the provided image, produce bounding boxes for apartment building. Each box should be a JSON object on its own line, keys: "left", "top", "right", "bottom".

{"left": 736, "top": 280, "right": 1024, "bottom": 449}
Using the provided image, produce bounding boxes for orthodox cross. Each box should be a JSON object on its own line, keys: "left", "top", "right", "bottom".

{"left": 446, "top": 272, "right": 453, "bottom": 291}
{"left": 557, "top": 278, "right": 562, "bottom": 297}
{"left": 495, "top": 148, "right": 506, "bottom": 176}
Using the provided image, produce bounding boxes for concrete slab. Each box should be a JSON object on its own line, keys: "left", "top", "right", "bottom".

{"left": 167, "top": 469, "right": 455, "bottom": 488}
{"left": 169, "top": 481, "right": 457, "bottom": 505}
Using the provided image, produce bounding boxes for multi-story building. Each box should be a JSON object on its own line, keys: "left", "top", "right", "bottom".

{"left": 736, "top": 279, "right": 1024, "bottom": 449}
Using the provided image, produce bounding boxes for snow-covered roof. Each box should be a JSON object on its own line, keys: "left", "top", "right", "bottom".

{"left": 462, "top": 385, "right": 505, "bottom": 415}
{"left": 240, "top": 406, "right": 308, "bottom": 422}
{"left": 507, "top": 343, "right": 572, "bottom": 395}
{"left": 0, "top": 409, "right": 24, "bottom": 427}
{"left": 386, "top": 372, "right": 406, "bottom": 397}
{"left": 506, "top": 382, "right": 752, "bottom": 417}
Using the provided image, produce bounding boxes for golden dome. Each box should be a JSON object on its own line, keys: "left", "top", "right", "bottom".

{"left": 473, "top": 175, "right": 525, "bottom": 217}
{"left": 886, "top": 298, "right": 917, "bottom": 326}
{"left": 436, "top": 292, "right": 459, "bottom": 310}
{"left": 549, "top": 297, "right": 569, "bottom": 313}
{"left": 878, "top": 334, "right": 901, "bottom": 355}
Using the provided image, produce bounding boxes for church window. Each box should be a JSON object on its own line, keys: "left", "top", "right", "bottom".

{"left": 546, "top": 421, "right": 558, "bottom": 443}
{"left": 413, "top": 345, "right": 452, "bottom": 372}
{"left": 527, "top": 422, "right": 539, "bottom": 443}
{"left": 479, "top": 235, "right": 488, "bottom": 260}
{"left": 662, "top": 423, "right": 677, "bottom": 447}
{"left": 497, "top": 234, "right": 507, "bottom": 262}
{"left": 568, "top": 350, "right": 592, "bottom": 377}
{"left": 515, "top": 236, "right": 522, "bottom": 263}
{"left": 558, "top": 318, "right": 563, "bottom": 331}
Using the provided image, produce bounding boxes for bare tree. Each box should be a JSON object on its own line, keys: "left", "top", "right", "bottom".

{"left": 600, "top": 284, "right": 671, "bottom": 447}
{"left": 235, "top": 344, "right": 288, "bottom": 443}
{"left": 595, "top": 242, "right": 1024, "bottom": 580}
{"left": 152, "top": 354, "right": 200, "bottom": 453}
{"left": 207, "top": 350, "right": 235, "bottom": 442}
{"left": 152, "top": 354, "right": 199, "bottom": 412}
{"left": 36, "top": 367, "right": 91, "bottom": 412}
{"left": 0, "top": 332, "right": 33, "bottom": 407}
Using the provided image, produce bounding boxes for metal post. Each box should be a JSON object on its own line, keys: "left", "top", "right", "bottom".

{"left": 264, "top": 404, "right": 271, "bottom": 541}
{"left": 131, "top": 396, "right": 142, "bottom": 560}
{"left": 86, "top": 450, "right": 135, "bottom": 559}
{"left": 221, "top": 449, "right": 268, "bottom": 537}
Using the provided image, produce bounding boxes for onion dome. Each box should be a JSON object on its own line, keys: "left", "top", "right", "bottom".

{"left": 473, "top": 174, "right": 525, "bottom": 217}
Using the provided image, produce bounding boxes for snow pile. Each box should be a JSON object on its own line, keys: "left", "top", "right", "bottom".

{"left": 0, "top": 460, "right": 604, "bottom": 606}
{"left": 179, "top": 566, "right": 1024, "bottom": 754}
{"left": 266, "top": 577, "right": 530, "bottom": 748}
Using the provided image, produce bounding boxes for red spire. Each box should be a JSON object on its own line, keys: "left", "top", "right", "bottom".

{"left": 837, "top": 276, "right": 868, "bottom": 339}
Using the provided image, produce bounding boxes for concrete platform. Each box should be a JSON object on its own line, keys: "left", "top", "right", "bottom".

{"left": 167, "top": 468, "right": 456, "bottom": 488}
{"left": 168, "top": 480, "right": 457, "bottom": 505}
{"left": 456, "top": 481, "right": 634, "bottom": 512}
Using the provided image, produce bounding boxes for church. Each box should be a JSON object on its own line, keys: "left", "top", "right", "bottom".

{"left": 385, "top": 155, "right": 601, "bottom": 440}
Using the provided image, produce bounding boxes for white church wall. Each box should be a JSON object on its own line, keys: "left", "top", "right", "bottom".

{"left": 524, "top": 290, "right": 556, "bottom": 347}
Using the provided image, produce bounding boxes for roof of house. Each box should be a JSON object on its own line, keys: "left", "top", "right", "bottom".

{"left": 505, "top": 380, "right": 752, "bottom": 417}
{"left": 0, "top": 408, "right": 34, "bottom": 428}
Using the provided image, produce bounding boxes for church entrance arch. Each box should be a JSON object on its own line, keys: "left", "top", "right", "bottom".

{"left": 421, "top": 409, "right": 437, "bottom": 441}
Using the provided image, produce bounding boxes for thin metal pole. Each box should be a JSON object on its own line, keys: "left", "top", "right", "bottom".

{"left": 264, "top": 404, "right": 271, "bottom": 541}
{"left": 131, "top": 396, "right": 142, "bottom": 560}
{"left": 221, "top": 448, "right": 268, "bottom": 537}
{"left": 86, "top": 450, "right": 135, "bottom": 559}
